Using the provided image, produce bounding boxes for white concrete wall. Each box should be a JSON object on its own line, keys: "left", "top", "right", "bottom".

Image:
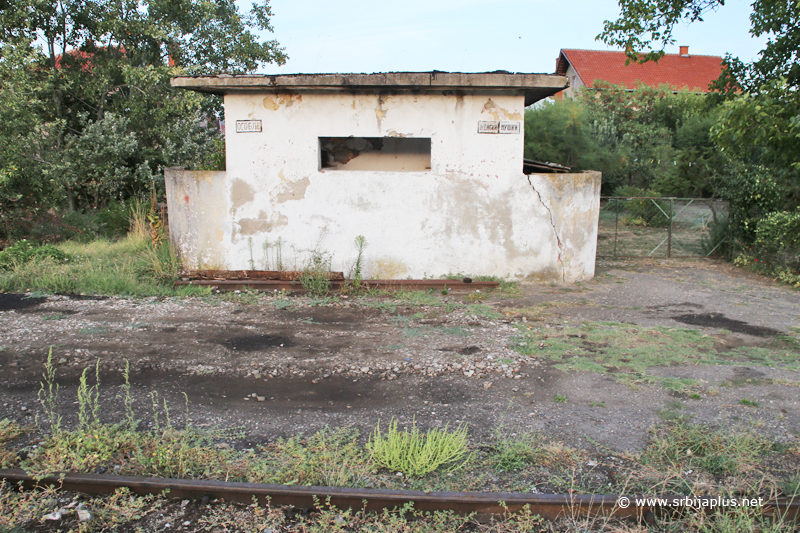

{"left": 166, "top": 91, "right": 601, "bottom": 281}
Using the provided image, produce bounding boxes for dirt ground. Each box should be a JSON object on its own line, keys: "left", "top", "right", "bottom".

{"left": 1, "top": 258, "right": 799, "bottom": 454}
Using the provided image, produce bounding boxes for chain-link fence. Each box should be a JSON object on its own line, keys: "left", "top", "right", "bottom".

{"left": 597, "top": 197, "right": 729, "bottom": 258}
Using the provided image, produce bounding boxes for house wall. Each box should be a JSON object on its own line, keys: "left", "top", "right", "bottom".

{"left": 561, "top": 64, "right": 584, "bottom": 99}
{"left": 165, "top": 91, "right": 601, "bottom": 282}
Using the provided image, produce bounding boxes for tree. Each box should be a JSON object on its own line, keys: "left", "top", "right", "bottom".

{"left": 598, "top": 0, "right": 800, "bottom": 174}
{"left": 0, "top": 0, "right": 286, "bottom": 217}
{"left": 599, "top": 0, "right": 800, "bottom": 272}
{"left": 523, "top": 98, "right": 618, "bottom": 172}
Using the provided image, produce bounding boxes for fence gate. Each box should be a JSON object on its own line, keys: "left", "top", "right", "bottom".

{"left": 597, "top": 197, "right": 728, "bottom": 258}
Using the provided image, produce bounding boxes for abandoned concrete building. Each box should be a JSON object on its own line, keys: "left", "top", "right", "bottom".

{"left": 166, "top": 72, "right": 601, "bottom": 282}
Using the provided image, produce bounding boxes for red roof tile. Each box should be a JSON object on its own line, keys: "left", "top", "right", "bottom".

{"left": 556, "top": 49, "right": 722, "bottom": 92}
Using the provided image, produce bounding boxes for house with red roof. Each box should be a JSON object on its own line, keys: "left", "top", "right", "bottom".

{"left": 554, "top": 47, "right": 723, "bottom": 99}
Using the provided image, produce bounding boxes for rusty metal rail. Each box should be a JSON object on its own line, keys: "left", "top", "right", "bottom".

{"left": 1, "top": 469, "right": 797, "bottom": 523}
{"left": 174, "top": 279, "right": 498, "bottom": 293}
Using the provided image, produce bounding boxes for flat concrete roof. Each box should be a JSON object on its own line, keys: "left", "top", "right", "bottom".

{"left": 171, "top": 71, "right": 569, "bottom": 106}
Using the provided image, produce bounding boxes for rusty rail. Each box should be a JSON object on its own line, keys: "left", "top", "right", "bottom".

{"left": 180, "top": 270, "right": 346, "bottom": 281}
{"left": 174, "top": 279, "right": 498, "bottom": 293}
{"left": 1, "top": 469, "right": 797, "bottom": 523}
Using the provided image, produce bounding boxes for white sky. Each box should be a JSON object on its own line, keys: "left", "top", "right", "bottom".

{"left": 247, "top": 0, "right": 765, "bottom": 75}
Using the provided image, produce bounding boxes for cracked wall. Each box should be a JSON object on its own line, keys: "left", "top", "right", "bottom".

{"left": 166, "top": 92, "right": 601, "bottom": 282}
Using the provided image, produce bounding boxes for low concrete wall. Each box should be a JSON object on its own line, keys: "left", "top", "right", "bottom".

{"left": 164, "top": 168, "right": 601, "bottom": 282}
{"left": 164, "top": 168, "right": 229, "bottom": 269}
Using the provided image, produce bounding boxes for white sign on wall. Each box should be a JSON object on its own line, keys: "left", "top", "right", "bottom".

{"left": 236, "top": 120, "right": 262, "bottom": 133}
{"left": 478, "top": 121, "right": 499, "bottom": 134}
{"left": 499, "top": 121, "right": 521, "bottom": 134}
{"left": 478, "top": 120, "right": 520, "bottom": 134}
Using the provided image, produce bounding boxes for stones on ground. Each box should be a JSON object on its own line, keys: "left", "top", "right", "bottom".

{"left": 44, "top": 510, "right": 63, "bottom": 521}
{"left": 77, "top": 509, "right": 92, "bottom": 522}
{"left": 256, "top": 396, "right": 265, "bottom": 402}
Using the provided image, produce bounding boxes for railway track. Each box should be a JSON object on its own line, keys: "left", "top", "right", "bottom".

{"left": 1, "top": 469, "right": 798, "bottom": 523}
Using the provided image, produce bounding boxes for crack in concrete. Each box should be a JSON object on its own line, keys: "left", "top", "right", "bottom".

{"left": 527, "top": 176, "right": 565, "bottom": 282}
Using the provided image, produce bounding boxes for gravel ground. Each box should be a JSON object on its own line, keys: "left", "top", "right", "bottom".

{"left": 1, "top": 258, "right": 799, "bottom": 452}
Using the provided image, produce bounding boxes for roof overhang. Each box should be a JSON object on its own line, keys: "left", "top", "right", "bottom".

{"left": 171, "top": 71, "right": 569, "bottom": 107}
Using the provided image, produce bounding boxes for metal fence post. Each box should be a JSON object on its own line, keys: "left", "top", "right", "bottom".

{"left": 667, "top": 198, "right": 673, "bottom": 258}
{"left": 614, "top": 199, "right": 619, "bottom": 258}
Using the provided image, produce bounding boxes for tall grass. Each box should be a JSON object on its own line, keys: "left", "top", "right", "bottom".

{"left": 0, "top": 232, "right": 208, "bottom": 297}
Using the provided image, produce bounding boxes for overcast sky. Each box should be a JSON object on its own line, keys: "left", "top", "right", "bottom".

{"left": 248, "top": 0, "right": 765, "bottom": 75}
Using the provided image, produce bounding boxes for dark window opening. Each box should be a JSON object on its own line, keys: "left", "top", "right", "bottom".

{"left": 319, "top": 137, "right": 431, "bottom": 171}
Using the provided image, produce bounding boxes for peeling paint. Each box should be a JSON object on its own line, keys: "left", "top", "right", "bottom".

{"left": 275, "top": 175, "right": 310, "bottom": 203}
{"left": 481, "top": 98, "right": 523, "bottom": 121}
{"left": 230, "top": 179, "right": 254, "bottom": 209}
{"left": 263, "top": 92, "right": 302, "bottom": 111}
{"left": 238, "top": 212, "right": 289, "bottom": 235}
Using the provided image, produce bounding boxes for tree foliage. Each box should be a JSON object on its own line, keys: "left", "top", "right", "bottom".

{"left": 525, "top": 85, "right": 729, "bottom": 197}
{"left": 599, "top": 0, "right": 800, "bottom": 275}
{"left": 0, "top": 0, "right": 285, "bottom": 234}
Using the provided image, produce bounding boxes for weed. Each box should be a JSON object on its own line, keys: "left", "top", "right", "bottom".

{"left": 490, "top": 430, "right": 542, "bottom": 472}
{"left": 367, "top": 418, "right": 470, "bottom": 477}
{"left": 300, "top": 250, "right": 333, "bottom": 297}
{"left": 77, "top": 360, "right": 101, "bottom": 430}
{"left": 37, "top": 348, "right": 61, "bottom": 434}
{"left": 466, "top": 291, "right": 486, "bottom": 301}
{"left": 41, "top": 314, "right": 68, "bottom": 321}
{"left": 590, "top": 401, "right": 606, "bottom": 408}
{"left": 352, "top": 235, "right": 367, "bottom": 284}
{"left": 553, "top": 394, "right": 568, "bottom": 403}
{"left": 464, "top": 303, "right": 502, "bottom": 318}
{"left": 512, "top": 320, "right": 800, "bottom": 388}
{"left": 438, "top": 326, "right": 471, "bottom": 337}
{"left": 0, "top": 420, "right": 25, "bottom": 468}
{"left": 394, "top": 290, "right": 441, "bottom": 306}
{"left": 247, "top": 236, "right": 255, "bottom": 270}
{"left": 121, "top": 360, "right": 136, "bottom": 430}
{"left": 0, "top": 240, "right": 72, "bottom": 270}
{"left": 641, "top": 421, "right": 772, "bottom": 477}
{"left": 250, "top": 427, "right": 371, "bottom": 487}
{"left": 740, "top": 398, "right": 760, "bottom": 407}
{"left": 0, "top": 233, "right": 210, "bottom": 297}
{"left": 359, "top": 300, "right": 397, "bottom": 314}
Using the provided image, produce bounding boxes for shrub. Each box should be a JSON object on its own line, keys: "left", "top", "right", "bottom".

{"left": 753, "top": 209, "right": 800, "bottom": 274}
{"left": 702, "top": 215, "right": 731, "bottom": 258}
{"left": 615, "top": 186, "right": 671, "bottom": 227}
{"left": 0, "top": 240, "right": 71, "bottom": 270}
{"left": 367, "top": 418, "right": 470, "bottom": 477}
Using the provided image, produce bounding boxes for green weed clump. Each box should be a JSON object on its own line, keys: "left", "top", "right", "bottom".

{"left": 0, "top": 233, "right": 207, "bottom": 297}
{"left": 642, "top": 421, "right": 772, "bottom": 477}
{"left": 299, "top": 250, "right": 333, "bottom": 297}
{"left": 512, "top": 321, "right": 800, "bottom": 388}
{"left": 367, "top": 418, "right": 470, "bottom": 477}
{"left": 0, "top": 240, "right": 71, "bottom": 270}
